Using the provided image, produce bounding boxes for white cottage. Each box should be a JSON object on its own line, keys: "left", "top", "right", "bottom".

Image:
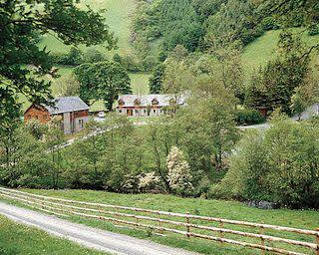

{"left": 116, "top": 94, "right": 186, "bottom": 117}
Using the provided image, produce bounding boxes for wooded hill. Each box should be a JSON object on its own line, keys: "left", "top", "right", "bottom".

{"left": 41, "top": 0, "right": 319, "bottom": 95}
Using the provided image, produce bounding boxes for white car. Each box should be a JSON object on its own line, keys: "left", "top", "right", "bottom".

{"left": 98, "top": 111, "right": 106, "bottom": 118}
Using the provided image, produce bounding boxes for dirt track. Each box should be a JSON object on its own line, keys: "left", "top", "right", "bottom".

{"left": 0, "top": 201, "right": 199, "bottom": 255}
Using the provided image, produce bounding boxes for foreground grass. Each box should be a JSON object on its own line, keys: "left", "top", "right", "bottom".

{"left": 8, "top": 189, "right": 317, "bottom": 255}
{"left": 0, "top": 214, "right": 106, "bottom": 255}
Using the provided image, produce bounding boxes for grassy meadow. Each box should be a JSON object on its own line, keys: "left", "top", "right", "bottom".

{"left": 38, "top": 0, "right": 137, "bottom": 56}
{"left": 242, "top": 29, "right": 319, "bottom": 77}
{"left": 0, "top": 214, "right": 106, "bottom": 255}
{"left": 4, "top": 189, "right": 318, "bottom": 255}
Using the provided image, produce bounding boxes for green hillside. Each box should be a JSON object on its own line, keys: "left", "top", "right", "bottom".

{"left": 242, "top": 29, "right": 319, "bottom": 77}
{"left": 39, "top": 0, "right": 137, "bottom": 55}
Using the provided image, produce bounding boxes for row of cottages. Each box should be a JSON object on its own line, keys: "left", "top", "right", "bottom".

{"left": 116, "top": 94, "right": 186, "bottom": 117}
{"left": 24, "top": 97, "right": 89, "bottom": 134}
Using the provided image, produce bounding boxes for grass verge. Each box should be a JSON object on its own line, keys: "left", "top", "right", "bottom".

{"left": 0, "top": 214, "right": 106, "bottom": 255}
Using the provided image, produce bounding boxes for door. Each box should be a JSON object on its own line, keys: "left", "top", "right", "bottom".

{"left": 63, "top": 112, "right": 71, "bottom": 134}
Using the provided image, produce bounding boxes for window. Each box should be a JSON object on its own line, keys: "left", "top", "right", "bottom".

{"left": 134, "top": 98, "right": 141, "bottom": 106}
{"left": 79, "top": 119, "right": 84, "bottom": 129}
{"left": 152, "top": 98, "right": 159, "bottom": 105}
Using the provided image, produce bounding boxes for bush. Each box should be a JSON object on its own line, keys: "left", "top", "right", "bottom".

{"left": 215, "top": 118, "right": 319, "bottom": 209}
{"left": 67, "top": 47, "right": 83, "bottom": 65}
{"left": 167, "top": 146, "right": 194, "bottom": 196}
{"left": 142, "top": 56, "right": 157, "bottom": 72}
{"left": 49, "top": 47, "right": 83, "bottom": 66}
{"left": 308, "top": 24, "right": 319, "bottom": 36}
{"left": 120, "top": 54, "right": 141, "bottom": 72}
{"left": 234, "top": 108, "right": 266, "bottom": 125}
{"left": 49, "top": 52, "right": 69, "bottom": 65}
{"left": 262, "top": 17, "right": 280, "bottom": 31}
{"left": 138, "top": 172, "right": 162, "bottom": 193}
{"left": 83, "top": 48, "right": 106, "bottom": 63}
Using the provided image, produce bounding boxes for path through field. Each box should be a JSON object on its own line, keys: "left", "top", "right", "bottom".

{"left": 0, "top": 202, "right": 199, "bottom": 255}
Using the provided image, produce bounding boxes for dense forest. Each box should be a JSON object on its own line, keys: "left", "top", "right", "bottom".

{"left": 131, "top": 0, "right": 318, "bottom": 59}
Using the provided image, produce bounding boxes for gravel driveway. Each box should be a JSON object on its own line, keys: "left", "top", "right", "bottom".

{"left": 0, "top": 202, "right": 199, "bottom": 255}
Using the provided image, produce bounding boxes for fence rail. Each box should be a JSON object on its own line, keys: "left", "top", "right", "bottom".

{"left": 0, "top": 187, "right": 318, "bottom": 255}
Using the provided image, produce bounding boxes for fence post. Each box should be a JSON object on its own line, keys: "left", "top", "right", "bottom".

{"left": 316, "top": 228, "right": 319, "bottom": 255}
{"left": 158, "top": 212, "right": 163, "bottom": 234}
{"left": 260, "top": 225, "right": 265, "bottom": 255}
{"left": 158, "top": 220, "right": 164, "bottom": 234}
{"left": 219, "top": 220, "right": 224, "bottom": 246}
{"left": 186, "top": 212, "right": 190, "bottom": 238}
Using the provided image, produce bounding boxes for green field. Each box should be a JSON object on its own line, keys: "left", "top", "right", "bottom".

{"left": 0, "top": 214, "right": 105, "bottom": 255}
{"left": 7, "top": 189, "right": 318, "bottom": 255}
{"left": 242, "top": 29, "right": 319, "bottom": 77}
{"left": 39, "top": 0, "right": 137, "bottom": 56}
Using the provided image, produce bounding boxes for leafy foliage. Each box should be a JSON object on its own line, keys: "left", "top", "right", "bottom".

{"left": 245, "top": 31, "right": 311, "bottom": 115}
{"left": 204, "top": 0, "right": 264, "bottom": 48}
{"left": 0, "top": 119, "right": 65, "bottom": 188}
{"left": 149, "top": 64, "right": 165, "bottom": 94}
{"left": 74, "top": 61, "right": 132, "bottom": 111}
{"left": 234, "top": 108, "right": 266, "bottom": 125}
{"left": 215, "top": 117, "right": 319, "bottom": 208}
{"left": 55, "top": 74, "right": 80, "bottom": 97}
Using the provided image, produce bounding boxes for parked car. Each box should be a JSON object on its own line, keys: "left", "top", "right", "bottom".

{"left": 98, "top": 111, "right": 106, "bottom": 118}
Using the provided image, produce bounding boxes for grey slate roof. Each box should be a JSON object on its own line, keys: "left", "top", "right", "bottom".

{"left": 45, "top": 97, "right": 89, "bottom": 115}
{"left": 117, "top": 94, "right": 187, "bottom": 107}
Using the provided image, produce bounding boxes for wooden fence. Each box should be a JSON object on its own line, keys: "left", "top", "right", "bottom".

{"left": 0, "top": 187, "right": 318, "bottom": 255}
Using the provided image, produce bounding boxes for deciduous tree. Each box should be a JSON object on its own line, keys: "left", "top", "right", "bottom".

{"left": 74, "top": 61, "right": 132, "bottom": 111}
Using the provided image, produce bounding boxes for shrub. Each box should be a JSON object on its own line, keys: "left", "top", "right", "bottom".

{"left": 167, "top": 146, "right": 194, "bottom": 196}
{"left": 216, "top": 118, "right": 319, "bottom": 209}
{"left": 234, "top": 108, "right": 266, "bottom": 125}
{"left": 49, "top": 48, "right": 83, "bottom": 66}
{"left": 308, "top": 24, "right": 319, "bottom": 36}
{"left": 138, "top": 172, "right": 162, "bottom": 193}
{"left": 142, "top": 56, "right": 157, "bottom": 72}
{"left": 83, "top": 48, "right": 106, "bottom": 63}
{"left": 262, "top": 17, "right": 280, "bottom": 31}
{"left": 49, "top": 52, "right": 69, "bottom": 65}
{"left": 120, "top": 54, "right": 141, "bottom": 72}
{"left": 67, "top": 47, "right": 83, "bottom": 65}
{"left": 113, "top": 53, "right": 122, "bottom": 63}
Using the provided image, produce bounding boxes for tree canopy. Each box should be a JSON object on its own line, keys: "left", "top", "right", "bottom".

{"left": 74, "top": 61, "right": 132, "bottom": 111}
